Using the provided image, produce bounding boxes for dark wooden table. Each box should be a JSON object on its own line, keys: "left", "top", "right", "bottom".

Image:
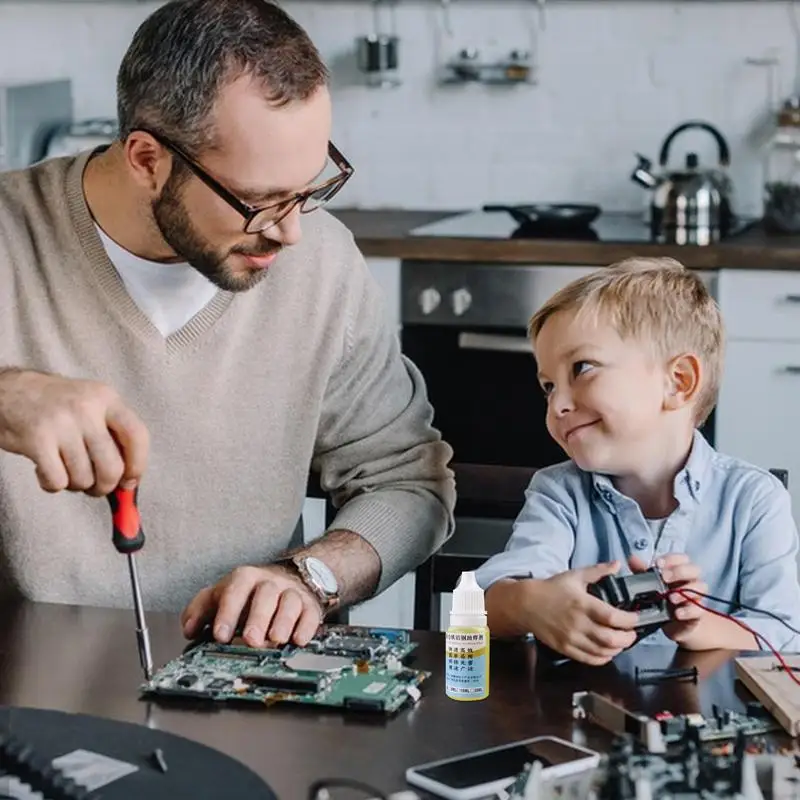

{"left": 0, "top": 602, "right": 762, "bottom": 799}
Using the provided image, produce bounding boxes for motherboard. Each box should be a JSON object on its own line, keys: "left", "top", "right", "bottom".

{"left": 140, "top": 626, "right": 429, "bottom": 715}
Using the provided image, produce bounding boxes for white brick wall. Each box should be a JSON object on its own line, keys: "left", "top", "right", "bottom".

{"left": 0, "top": 1, "right": 795, "bottom": 215}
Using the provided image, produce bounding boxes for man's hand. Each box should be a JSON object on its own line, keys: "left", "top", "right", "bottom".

{"left": 489, "top": 562, "right": 640, "bottom": 665}
{"left": 629, "top": 554, "right": 707, "bottom": 646}
{"left": 180, "top": 565, "right": 324, "bottom": 648}
{"left": 0, "top": 369, "right": 149, "bottom": 495}
{"left": 181, "top": 531, "right": 380, "bottom": 649}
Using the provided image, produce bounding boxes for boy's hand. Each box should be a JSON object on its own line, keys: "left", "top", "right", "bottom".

{"left": 629, "top": 554, "right": 708, "bottom": 646}
{"left": 525, "top": 561, "right": 640, "bottom": 665}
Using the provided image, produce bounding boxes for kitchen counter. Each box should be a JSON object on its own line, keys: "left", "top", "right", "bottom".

{"left": 330, "top": 208, "right": 800, "bottom": 269}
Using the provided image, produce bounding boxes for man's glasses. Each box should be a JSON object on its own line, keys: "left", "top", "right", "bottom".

{"left": 135, "top": 128, "right": 354, "bottom": 234}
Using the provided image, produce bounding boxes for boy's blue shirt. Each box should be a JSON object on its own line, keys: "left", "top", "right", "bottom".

{"left": 475, "top": 430, "right": 800, "bottom": 651}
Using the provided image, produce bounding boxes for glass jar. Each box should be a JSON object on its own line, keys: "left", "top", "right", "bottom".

{"left": 764, "top": 97, "right": 800, "bottom": 234}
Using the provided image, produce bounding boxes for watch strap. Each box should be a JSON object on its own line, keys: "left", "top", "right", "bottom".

{"left": 274, "top": 556, "right": 339, "bottom": 611}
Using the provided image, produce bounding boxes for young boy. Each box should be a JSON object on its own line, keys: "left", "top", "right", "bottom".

{"left": 476, "top": 257, "right": 800, "bottom": 665}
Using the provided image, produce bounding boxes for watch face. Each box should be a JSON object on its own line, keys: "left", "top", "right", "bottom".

{"left": 303, "top": 557, "right": 338, "bottom": 595}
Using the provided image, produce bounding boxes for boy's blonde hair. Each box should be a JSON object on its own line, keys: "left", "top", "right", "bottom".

{"left": 528, "top": 257, "right": 724, "bottom": 426}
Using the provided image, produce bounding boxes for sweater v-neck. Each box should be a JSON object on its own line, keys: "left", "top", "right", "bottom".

{"left": 65, "top": 150, "right": 235, "bottom": 355}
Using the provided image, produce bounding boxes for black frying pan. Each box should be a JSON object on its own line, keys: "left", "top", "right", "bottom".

{"left": 483, "top": 203, "right": 602, "bottom": 229}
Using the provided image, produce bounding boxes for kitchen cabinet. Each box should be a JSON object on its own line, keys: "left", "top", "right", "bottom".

{"left": 716, "top": 270, "right": 800, "bottom": 342}
{"left": 716, "top": 269, "right": 800, "bottom": 550}
{"left": 716, "top": 340, "right": 800, "bottom": 501}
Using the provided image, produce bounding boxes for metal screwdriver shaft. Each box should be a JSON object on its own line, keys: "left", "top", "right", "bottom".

{"left": 127, "top": 552, "right": 153, "bottom": 680}
{"left": 107, "top": 487, "right": 153, "bottom": 681}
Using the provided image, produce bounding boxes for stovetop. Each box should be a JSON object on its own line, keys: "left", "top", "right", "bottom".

{"left": 409, "top": 208, "right": 757, "bottom": 243}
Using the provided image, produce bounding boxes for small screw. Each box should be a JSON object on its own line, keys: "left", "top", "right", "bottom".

{"left": 152, "top": 748, "right": 168, "bottom": 773}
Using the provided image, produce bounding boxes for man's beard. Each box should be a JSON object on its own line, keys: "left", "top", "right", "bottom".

{"left": 151, "top": 170, "right": 281, "bottom": 293}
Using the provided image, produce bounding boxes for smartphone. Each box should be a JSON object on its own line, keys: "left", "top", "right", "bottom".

{"left": 404, "top": 735, "right": 599, "bottom": 800}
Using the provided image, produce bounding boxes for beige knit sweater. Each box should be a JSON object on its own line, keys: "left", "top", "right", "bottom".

{"left": 0, "top": 151, "right": 454, "bottom": 611}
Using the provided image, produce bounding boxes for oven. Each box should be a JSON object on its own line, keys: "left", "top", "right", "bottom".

{"left": 401, "top": 260, "right": 717, "bottom": 622}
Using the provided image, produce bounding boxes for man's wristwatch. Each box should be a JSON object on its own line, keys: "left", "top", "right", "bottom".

{"left": 275, "top": 555, "right": 340, "bottom": 612}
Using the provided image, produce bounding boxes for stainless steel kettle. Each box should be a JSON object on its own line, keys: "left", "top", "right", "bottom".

{"left": 631, "top": 121, "right": 734, "bottom": 245}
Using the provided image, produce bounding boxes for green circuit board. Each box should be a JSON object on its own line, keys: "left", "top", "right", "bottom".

{"left": 140, "top": 625, "right": 429, "bottom": 715}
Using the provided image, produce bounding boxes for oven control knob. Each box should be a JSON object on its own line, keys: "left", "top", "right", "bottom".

{"left": 451, "top": 287, "right": 472, "bottom": 316}
{"left": 418, "top": 287, "right": 441, "bottom": 315}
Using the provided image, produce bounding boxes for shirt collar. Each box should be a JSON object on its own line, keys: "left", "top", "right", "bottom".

{"left": 675, "top": 428, "right": 713, "bottom": 502}
{"left": 590, "top": 428, "right": 712, "bottom": 507}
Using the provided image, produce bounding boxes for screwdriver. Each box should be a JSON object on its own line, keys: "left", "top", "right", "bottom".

{"left": 107, "top": 486, "right": 154, "bottom": 681}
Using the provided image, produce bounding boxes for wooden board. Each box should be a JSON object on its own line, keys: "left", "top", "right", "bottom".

{"left": 735, "top": 655, "right": 800, "bottom": 736}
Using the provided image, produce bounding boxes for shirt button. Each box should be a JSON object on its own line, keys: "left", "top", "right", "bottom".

{"left": 634, "top": 538, "right": 648, "bottom": 550}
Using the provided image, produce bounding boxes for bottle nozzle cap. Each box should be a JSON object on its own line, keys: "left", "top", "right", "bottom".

{"left": 450, "top": 571, "right": 486, "bottom": 623}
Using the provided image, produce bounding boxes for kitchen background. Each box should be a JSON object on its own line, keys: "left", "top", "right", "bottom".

{"left": 3, "top": 0, "right": 800, "bottom": 631}
{"left": 0, "top": 0, "right": 797, "bottom": 215}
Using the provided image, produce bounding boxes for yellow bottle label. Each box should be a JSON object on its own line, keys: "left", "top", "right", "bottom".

{"left": 445, "top": 627, "right": 490, "bottom": 700}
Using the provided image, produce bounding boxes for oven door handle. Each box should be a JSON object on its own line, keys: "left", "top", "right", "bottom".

{"left": 458, "top": 332, "right": 533, "bottom": 354}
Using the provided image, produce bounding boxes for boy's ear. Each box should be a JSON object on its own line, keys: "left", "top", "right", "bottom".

{"left": 664, "top": 353, "right": 701, "bottom": 411}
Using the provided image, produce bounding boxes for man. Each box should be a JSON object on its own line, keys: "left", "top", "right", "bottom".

{"left": 0, "top": 0, "right": 454, "bottom": 648}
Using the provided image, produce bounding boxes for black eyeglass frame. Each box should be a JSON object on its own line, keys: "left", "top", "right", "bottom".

{"left": 132, "top": 127, "right": 354, "bottom": 233}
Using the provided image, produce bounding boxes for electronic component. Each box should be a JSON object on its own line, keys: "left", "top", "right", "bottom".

{"left": 141, "top": 625, "right": 429, "bottom": 715}
{"left": 573, "top": 691, "right": 667, "bottom": 753}
{"left": 506, "top": 730, "right": 800, "bottom": 800}
{"left": 572, "top": 692, "right": 780, "bottom": 754}
{"left": 662, "top": 704, "right": 780, "bottom": 744}
{"left": 587, "top": 568, "right": 670, "bottom": 641}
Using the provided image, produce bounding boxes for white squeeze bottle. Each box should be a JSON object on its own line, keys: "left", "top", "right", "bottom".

{"left": 445, "top": 571, "right": 490, "bottom": 701}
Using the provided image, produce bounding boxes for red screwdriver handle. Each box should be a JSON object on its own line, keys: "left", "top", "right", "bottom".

{"left": 107, "top": 487, "right": 145, "bottom": 554}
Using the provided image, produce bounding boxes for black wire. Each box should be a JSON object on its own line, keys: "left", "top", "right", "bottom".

{"left": 307, "top": 777, "right": 389, "bottom": 800}
{"left": 683, "top": 588, "right": 800, "bottom": 637}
